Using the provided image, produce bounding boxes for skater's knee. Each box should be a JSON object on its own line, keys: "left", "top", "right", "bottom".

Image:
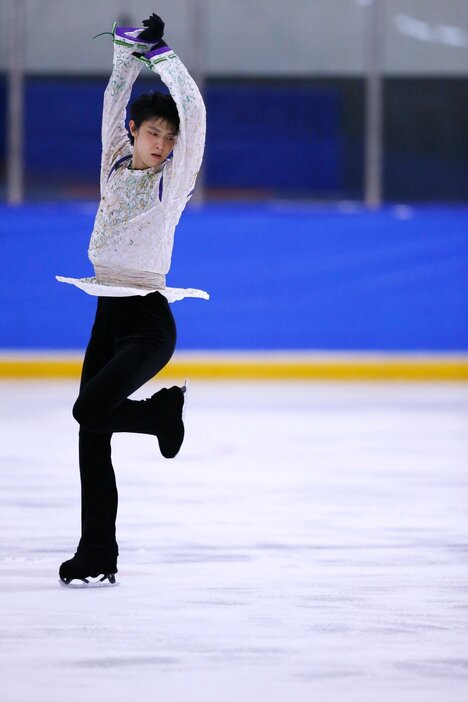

{"left": 73, "top": 396, "right": 102, "bottom": 430}
{"left": 72, "top": 397, "right": 88, "bottom": 426}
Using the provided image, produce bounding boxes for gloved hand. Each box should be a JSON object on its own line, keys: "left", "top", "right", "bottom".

{"left": 138, "top": 13, "right": 165, "bottom": 43}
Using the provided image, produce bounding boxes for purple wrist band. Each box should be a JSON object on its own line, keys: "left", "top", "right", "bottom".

{"left": 146, "top": 45, "right": 172, "bottom": 59}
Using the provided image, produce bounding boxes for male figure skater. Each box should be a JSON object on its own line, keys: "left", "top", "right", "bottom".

{"left": 56, "top": 12, "right": 207, "bottom": 586}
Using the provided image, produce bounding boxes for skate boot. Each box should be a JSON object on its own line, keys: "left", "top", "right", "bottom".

{"left": 152, "top": 382, "right": 187, "bottom": 459}
{"left": 59, "top": 546, "right": 118, "bottom": 587}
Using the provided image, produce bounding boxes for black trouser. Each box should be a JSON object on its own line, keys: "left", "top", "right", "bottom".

{"left": 73, "top": 292, "right": 177, "bottom": 554}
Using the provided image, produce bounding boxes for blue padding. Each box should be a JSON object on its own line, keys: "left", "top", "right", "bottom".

{"left": 0, "top": 204, "right": 467, "bottom": 351}
{"left": 205, "top": 85, "right": 341, "bottom": 190}
{"left": 0, "top": 78, "right": 341, "bottom": 192}
{"left": 25, "top": 80, "right": 103, "bottom": 177}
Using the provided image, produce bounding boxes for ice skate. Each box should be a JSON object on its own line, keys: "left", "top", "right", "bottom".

{"left": 59, "top": 548, "right": 118, "bottom": 588}
{"left": 153, "top": 383, "right": 187, "bottom": 459}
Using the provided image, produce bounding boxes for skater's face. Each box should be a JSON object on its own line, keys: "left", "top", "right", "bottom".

{"left": 129, "top": 117, "right": 178, "bottom": 170}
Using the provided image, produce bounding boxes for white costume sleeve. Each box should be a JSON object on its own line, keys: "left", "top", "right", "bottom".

{"left": 144, "top": 45, "right": 206, "bottom": 203}
{"left": 100, "top": 44, "right": 142, "bottom": 196}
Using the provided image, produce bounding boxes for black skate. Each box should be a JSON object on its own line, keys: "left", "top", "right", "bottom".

{"left": 59, "top": 547, "right": 118, "bottom": 588}
{"left": 154, "top": 382, "right": 187, "bottom": 459}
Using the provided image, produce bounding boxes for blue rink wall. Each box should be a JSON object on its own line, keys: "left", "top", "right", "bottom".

{"left": 0, "top": 79, "right": 341, "bottom": 195}
{"left": 0, "top": 203, "right": 467, "bottom": 352}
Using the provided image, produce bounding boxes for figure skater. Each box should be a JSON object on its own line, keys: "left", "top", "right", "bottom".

{"left": 56, "top": 12, "right": 207, "bottom": 586}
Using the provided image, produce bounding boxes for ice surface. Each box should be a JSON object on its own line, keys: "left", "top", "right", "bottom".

{"left": 0, "top": 380, "right": 467, "bottom": 702}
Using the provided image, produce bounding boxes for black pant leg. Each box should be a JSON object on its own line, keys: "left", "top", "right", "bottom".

{"left": 77, "top": 298, "right": 117, "bottom": 551}
{"left": 73, "top": 293, "right": 177, "bottom": 435}
{"left": 75, "top": 293, "right": 176, "bottom": 551}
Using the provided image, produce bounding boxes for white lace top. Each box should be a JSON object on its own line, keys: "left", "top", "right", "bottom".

{"left": 56, "top": 41, "right": 208, "bottom": 303}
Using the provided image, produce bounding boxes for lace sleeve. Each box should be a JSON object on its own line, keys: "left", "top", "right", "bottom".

{"left": 100, "top": 44, "right": 142, "bottom": 196}
{"left": 144, "top": 46, "right": 206, "bottom": 203}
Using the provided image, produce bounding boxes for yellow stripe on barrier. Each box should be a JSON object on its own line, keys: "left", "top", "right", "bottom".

{"left": 0, "top": 354, "right": 468, "bottom": 381}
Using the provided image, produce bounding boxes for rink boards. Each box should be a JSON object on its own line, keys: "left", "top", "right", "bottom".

{"left": 0, "top": 203, "right": 467, "bottom": 380}
{"left": 0, "top": 351, "right": 467, "bottom": 381}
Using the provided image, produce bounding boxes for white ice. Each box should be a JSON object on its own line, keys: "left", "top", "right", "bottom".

{"left": 0, "top": 379, "right": 467, "bottom": 702}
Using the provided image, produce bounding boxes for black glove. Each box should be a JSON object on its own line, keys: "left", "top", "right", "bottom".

{"left": 138, "top": 13, "right": 165, "bottom": 43}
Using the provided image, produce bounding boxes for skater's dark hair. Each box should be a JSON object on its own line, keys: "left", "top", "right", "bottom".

{"left": 128, "top": 91, "right": 180, "bottom": 144}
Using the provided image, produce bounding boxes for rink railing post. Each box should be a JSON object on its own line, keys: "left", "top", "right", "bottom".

{"left": 6, "top": 0, "right": 25, "bottom": 205}
{"left": 364, "top": 0, "right": 385, "bottom": 209}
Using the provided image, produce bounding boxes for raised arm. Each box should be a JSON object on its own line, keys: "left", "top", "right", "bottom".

{"left": 140, "top": 45, "right": 207, "bottom": 202}
{"left": 99, "top": 27, "right": 150, "bottom": 195}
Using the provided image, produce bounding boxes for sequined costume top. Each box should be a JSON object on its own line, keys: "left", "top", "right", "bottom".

{"left": 57, "top": 40, "right": 208, "bottom": 302}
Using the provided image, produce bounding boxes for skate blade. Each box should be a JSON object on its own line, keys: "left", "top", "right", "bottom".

{"left": 182, "top": 378, "right": 188, "bottom": 422}
{"left": 59, "top": 574, "right": 118, "bottom": 588}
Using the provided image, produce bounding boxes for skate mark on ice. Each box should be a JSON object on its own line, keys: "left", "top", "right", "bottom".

{"left": 72, "top": 655, "right": 181, "bottom": 669}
